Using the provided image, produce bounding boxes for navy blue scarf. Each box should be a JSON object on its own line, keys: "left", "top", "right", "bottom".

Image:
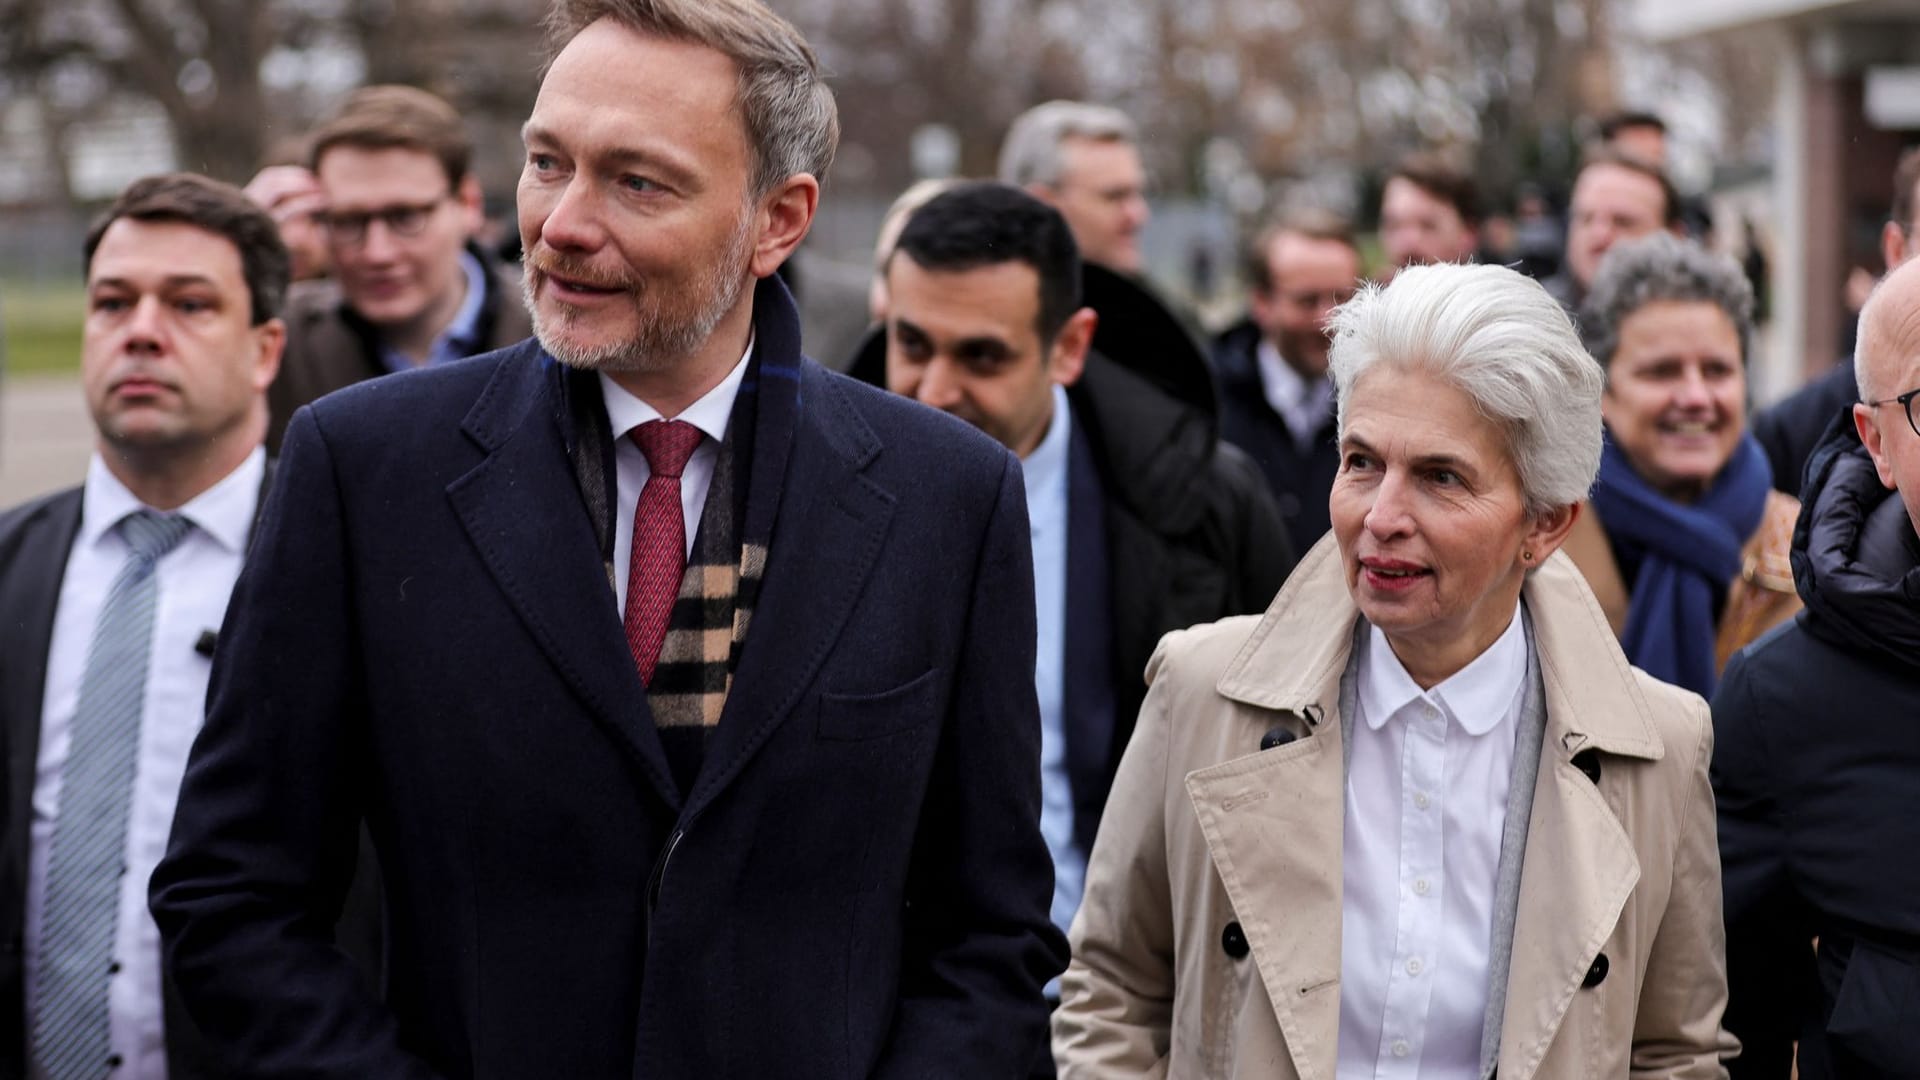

{"left": 1590, "top": 432, "right": 1771, "bottom": 696}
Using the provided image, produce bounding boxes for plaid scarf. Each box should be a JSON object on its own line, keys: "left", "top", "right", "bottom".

{"left": 560, "top": 338, "right": 800, "bottom": 795}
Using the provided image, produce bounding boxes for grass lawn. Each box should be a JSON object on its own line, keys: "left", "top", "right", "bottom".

{"left": 2, "top": 279, "right": 84, "bottom": 376}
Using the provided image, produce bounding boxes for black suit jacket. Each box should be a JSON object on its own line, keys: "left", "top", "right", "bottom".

{"left": 151, "top": 277, "right": 1065, "bottom": 1078}
{"left": 1210, "top": 320, "right": 1341, "bottom": 556}
{"left": 0, "top": 466, "right": 278, "bottom": 1080}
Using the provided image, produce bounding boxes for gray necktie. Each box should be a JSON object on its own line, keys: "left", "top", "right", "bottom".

{"left": 34, "top": 509, "right": 193, "bottom": 1079}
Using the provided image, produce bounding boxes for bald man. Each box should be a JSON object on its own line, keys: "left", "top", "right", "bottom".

{"left": 1712, "top": 256, "right": 1920, "bottom": 1079}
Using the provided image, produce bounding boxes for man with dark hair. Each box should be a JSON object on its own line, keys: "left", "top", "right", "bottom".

{"left": 1753, "top": 145, "right": 1920, "bottom": 497}
{"left": 1542, "top": 149, "right": 1682, "bottom": 312}
{"left": 1212, "top": 208, "right": 1361, "bottom": 554}
{"left": 151, "top": 2, "right": 1064, "bottom": 1076}
{"left": 1379, "top": 153, "right": 1481, "bottom": 273}
{"left": 0, "top": 172, "right": 287, "bottom": 1078}
{"left": 266, "top": 84, "right": 532, "bottom": 449}
{"left": 1714, "top": 254, "right": 1920, "bottom": 1079}
{"left": 1598, "top": 109, "right": 1670, "bottom": 168}
{"left": 882, "top": 186, "right": 1289, "bottom": 1054}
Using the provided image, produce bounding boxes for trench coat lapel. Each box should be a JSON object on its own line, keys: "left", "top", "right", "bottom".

{"left": 1497, "top": 552, "right": 1664, "bottom": 1080}
{"left": 1187, "top": 536, "right": 1356, "bottom": 1080}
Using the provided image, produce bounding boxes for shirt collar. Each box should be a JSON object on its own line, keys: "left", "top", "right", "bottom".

{"left": 599, "top": 336, "right": 754, "bottom": 445}
{"left": 441, "top": 249, "right": 489, "bottom": 350}
{"left": 1359, "top": 603, "right": 1527, "bottom": 736}
{"left": 1020, "top": 384, "right": 1072, "bottom": 504}
{"left": 1256, "top": 337, "right": 1331, "bottom": 411}
{"left": 78, "top": 445, "right": 266, "bottom": 555}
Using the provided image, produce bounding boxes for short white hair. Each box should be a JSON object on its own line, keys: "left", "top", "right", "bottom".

{"left": 997, "top": 101, "right": 1138, "bottom": 188}
{"left": 1328, "top": 263, "right": 1604, "bottom": 515}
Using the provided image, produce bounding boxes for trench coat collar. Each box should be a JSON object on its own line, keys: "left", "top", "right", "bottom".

{"left": 1216, "top": 535, "right": 1665, "bottom": 763}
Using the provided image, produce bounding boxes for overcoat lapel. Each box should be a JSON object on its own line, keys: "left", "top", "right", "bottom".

{"left": 686, "top": 366, "right": 894, "bottom": 817}
{"left": 448, "top": 350, "right": 679, "bottom": 810}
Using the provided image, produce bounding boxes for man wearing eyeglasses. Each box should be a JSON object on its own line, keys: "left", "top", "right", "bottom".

{"left": 1211, "top": 208, "right": 1361, "bottom": 556}
{"left": 265, "top": 84, "right": 532, "bottom": 451}
{"left": 1712, "top": 254, "right": 1920, "bottom": 1078}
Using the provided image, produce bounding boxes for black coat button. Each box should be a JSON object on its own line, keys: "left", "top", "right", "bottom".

{"left": 1221, "top": 921, "right": 1250, "bottom": 960}
{"left": 106, "top": 1053, "right": 123, "bottom": 1068}
{"left": 1583, "top": 953, "right": 1609, "bottom": 988}
{"left": 1571, "top": 749, "right": 1602, "bottom": 785}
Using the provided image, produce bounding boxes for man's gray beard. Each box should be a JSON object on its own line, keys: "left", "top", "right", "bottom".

{"left": 526, "top": 216, "right": 754, "bottom": 374}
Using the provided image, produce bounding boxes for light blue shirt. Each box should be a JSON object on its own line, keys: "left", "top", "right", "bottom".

{"left": 378, "top": 249, "right": 488, "bottom": 373}
{"left": 1023, "top": 384, "right": 1081, "bottom": 949}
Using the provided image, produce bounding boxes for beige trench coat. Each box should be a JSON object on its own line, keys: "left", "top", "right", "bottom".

{"left": 1054, "top": 540, "right": 1736, "bottom": 1080}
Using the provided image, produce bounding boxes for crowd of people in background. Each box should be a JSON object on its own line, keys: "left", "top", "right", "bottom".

{"left": 1, "top": 0, "right": 1917, "bottom": 1077}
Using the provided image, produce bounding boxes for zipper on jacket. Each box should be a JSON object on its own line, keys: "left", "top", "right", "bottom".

{"left": 645, "top": 828, "right": 685, "bottom": 943}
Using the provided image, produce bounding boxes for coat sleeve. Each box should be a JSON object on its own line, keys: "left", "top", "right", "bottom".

{"left": 1052, "top": 633, "right": 1182, "bottom": 1078}
{"left": 870, "top": 451, "right": 1069, "bottom": 1078}
{"left": 1709, "top": 647, "right": 1814, "bottom": 1080}
{"left": 1629, "top": 695, "right": 1739, "bottom": 1080}
{"left": 149, "top": 406, "right": 438, "bottom": 1079}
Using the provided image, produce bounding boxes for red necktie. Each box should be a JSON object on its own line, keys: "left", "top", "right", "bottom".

{"left": 625, "top": 419, "right": 704, "bottom": 685}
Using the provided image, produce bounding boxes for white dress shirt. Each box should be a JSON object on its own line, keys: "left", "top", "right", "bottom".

{"left": 601, "top": 342, "right": 752, "bottom": 612}
{"left": 1255, "top": 338, "right": 1335, "bottom": 452}
{"left": 1022, "top": 386, "right": 1081, "bottom": 946}
{"left": 1338, "top": 608, "right": 1528, "bottom": 1080}
{"left": 27, "top": 447, "right": 265, "bottom": 1080}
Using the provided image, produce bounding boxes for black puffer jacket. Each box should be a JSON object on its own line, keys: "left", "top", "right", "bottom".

{"left": 1712, "top": 413, "right": 1920, "bottom": 1080}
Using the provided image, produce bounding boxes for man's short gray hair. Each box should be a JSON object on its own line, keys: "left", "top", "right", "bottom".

{"left": 997, "top": 101, "right": 1138, "bottom": 188}
{"left": 547, "top": 0, "right": 839, "bottom": 198}
{"left": 1580, "top": 232, "right": 1755, "bottom": 375}
{"left": 1329, "top": 263, "right": 1604, "bottom": 516}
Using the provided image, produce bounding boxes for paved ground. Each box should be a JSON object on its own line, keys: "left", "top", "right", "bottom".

{"left": 0, "top": 374, "right": 91, "bottom": 508}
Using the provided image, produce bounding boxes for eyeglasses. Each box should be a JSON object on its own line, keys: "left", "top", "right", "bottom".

{"left": 1865, "top": 385, "right": 1920, "bottom": 438}
{"left": 319, "top": 194, "right": 449, "bottom": 246}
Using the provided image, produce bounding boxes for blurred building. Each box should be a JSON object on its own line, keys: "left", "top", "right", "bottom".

{"left": 1642, "top": 0, "right": 1920, "bottom": 397}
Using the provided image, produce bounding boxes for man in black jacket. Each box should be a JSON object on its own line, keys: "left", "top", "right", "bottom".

{"left": 1713, "top": 254, "right": 1920, "bottom": 1079}
{"left": 1752, "top": 146, "right": 1920, "bottom": 498}
{"left": 1213, "top": 208, "right": 1360, "bottom": 555}
{"left": 265, "top": 84, "right": 531, "bottom": 450}
{"left": 879, "top": 186, "right": 1291, "bottom": 1043}
{"left": 0, "top": 173, "right": 287, "bottom": 1079}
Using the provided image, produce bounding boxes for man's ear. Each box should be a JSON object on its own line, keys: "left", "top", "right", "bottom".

{"left": 1883, "top": 221, "right": 1910, "bottom": 277}
{"left": 748, "top": 174, "right": 820, "bottom": 280}
{"left": 1856, "top": 401, "right": 1899, "bottom": 491}
{"left": 1023, "top": 182, "right": 1060, "bottom": 209}
{"left": 1047, "top": 308, "right": 1097, "bottom": 388}
{"left": 457, "top": 174, "right": 486, "bottom": 236}
{"left": 1247, "top": 284, "right": 1276, "bottom": 329}
{"left": 251, "top": 317, "right": 287, "bottom": 393}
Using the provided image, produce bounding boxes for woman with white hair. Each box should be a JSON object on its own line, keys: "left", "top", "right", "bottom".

{"left": 1052, "top": 264, "right": 1735, "bottom": 1079}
